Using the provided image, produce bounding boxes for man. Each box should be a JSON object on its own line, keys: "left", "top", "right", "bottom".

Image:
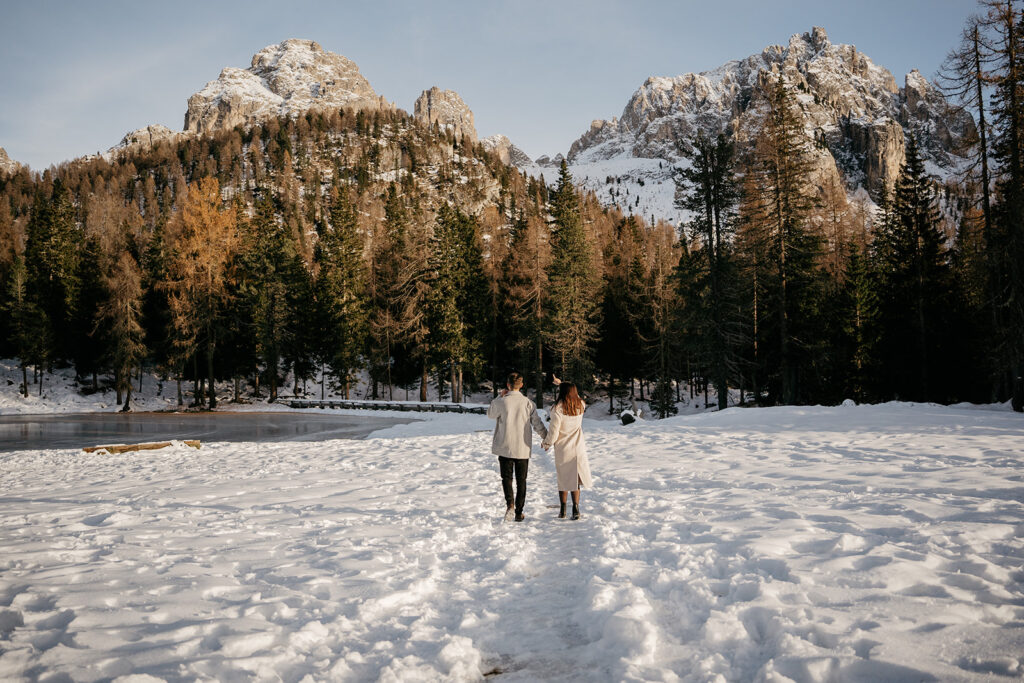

{"left": 487, "top": 372, "right": 548, "bottom": 522}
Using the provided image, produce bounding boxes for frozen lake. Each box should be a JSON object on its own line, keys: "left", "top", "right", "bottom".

{"left": 0, "top": 412, "right": 413, "bottom": 451}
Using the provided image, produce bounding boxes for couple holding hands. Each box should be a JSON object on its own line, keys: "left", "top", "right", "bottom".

{"left": 487, "top": 372, "right": 593, "bottom": 522}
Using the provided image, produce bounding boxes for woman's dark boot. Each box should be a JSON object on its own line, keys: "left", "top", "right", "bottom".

{"left": 559, "top": 502, "right": 566, "bottom": 518}
{"left": 571, "top": 505, "right": 580, "bottom": 520}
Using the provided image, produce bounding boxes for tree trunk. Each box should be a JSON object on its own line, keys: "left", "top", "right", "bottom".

{"left": 21, "top": 363, "right": 27, "bottom": 398}
{"left": 177, "top": 376, "right": 183, "bottom": 406}
{"left": 192, "top": 355, "right": 200, "bottom": 406}
{"left": 420, "top": 363, "right": 428, "bottom": 402}
{"left": 534, "top": 336, "right": 544, "bottom": 408}
{"left": 121, "top": 384, "right": 132, "bottom": 412}
{"left": 207, "top": 336, "right": 217, "bottom": 409}
{"left": 234, "top": 376, "right": 241, "bottom": 403}
{"left": 269, "top": 357, "right": 278, "bottom": 403}
{"left": 450, "top": 362, "right": 458, "bottom": 403}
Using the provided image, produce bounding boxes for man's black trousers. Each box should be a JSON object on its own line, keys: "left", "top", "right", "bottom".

{"left": 498, "top": 456, "right": 529, "bottom": 514}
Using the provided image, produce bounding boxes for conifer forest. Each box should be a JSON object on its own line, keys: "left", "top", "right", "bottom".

{"left": 1, "top": 4, "right": 1022, "bottom": 416}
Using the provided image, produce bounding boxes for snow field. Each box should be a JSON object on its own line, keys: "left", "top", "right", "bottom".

{"left": 0, "top": 404, "right": 1022, "bottom": 681}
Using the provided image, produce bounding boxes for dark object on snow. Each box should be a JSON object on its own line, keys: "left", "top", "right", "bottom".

{"left": 559, "top": 502, "right": 566, "bottom": 518}
{"left": 620, "top": 411, "right": 636, "bottom": 425}
{"left": 571, "top": 505, "right": 580, "bottom": 520}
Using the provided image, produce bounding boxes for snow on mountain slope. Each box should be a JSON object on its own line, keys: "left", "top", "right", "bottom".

{"left": 542, "top": 27, "right": 975, "bottom": 226}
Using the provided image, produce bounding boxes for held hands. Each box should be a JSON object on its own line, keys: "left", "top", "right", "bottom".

{"left": 499, "top": 388, "right": 509, "bottom": 397}
{"left": 552, "top": 374, "right": 561, "bottom": 386}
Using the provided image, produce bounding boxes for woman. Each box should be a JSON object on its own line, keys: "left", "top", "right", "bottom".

{"left": 542, "top": 382, "right": 593, "bottom": 520}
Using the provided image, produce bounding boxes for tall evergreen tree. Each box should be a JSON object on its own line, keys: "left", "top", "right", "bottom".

{"left": 3, "top": 256, "right": 49, "bottom": 397}
{"left": 739, "top": 74, "right": 823, "bottom": 404}
{"left": 239, "top": 192, "right": 296, "bottom": 401}
{"left": 982, "top": 0, "right": 1024, "bottom": 410}
{"left": 501, "top": 206, "right": 551, "bottom": 407}
{"left": 24, "top": 180, "right": 80, "bottom": 365}
{"left": 596, "top": 216, "right": 645, "bottom": 413}
{"left": 872, "top": 134, "right": 952, "bottom": 401}
{"left": 314, "top": 186, "right": 368, "bottom": 398}
{"left": 546, "top": 161, "right": 600, "bottom": 388}
{"left": 164, "top": 178, "right": 237, "bottom": 409}
{"left": 675, "top": 132, "right": 740, "bottom": 409}
{"left": 367, "top": 184, "right": 423, "bottom": 399}
{"left": 426, "top": 205, "right": 486, "bottom": 401}
{"left": 97, "top": 252, "right": 146, "bottom": 410}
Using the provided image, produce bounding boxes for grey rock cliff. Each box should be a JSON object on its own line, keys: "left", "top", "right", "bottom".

{"left": 108, "top": 125, "right": 181, "bottom": 157}
{"left": 567, "top": 27, "right": 974, "bottom": 203}
{"left": 414, "top": 87, "right": 477, "bottom": 144}
{"left": 184, "top": 39, "right": 385, "bottom": 135}
{"left": 0, "top": 148, "right": 21, "bottom": 175}
{"left": 481, "top": 134, "right": 532, "bottom": 166}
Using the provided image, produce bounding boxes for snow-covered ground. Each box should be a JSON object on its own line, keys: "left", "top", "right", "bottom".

{"left": 1, "top": 403, "right": 1022, "bottom": 681}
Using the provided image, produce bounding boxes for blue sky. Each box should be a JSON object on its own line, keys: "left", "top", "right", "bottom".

{"left": 0, "top": 0, "right": 977, "bottom": 170}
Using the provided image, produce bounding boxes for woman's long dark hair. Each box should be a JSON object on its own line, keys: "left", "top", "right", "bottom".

{"left": 554, "top": 383, "right": 584, "bottom": 416}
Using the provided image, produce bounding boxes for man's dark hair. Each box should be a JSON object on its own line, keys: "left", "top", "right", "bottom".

{"left": 506, "top": 372, "right": 523, "bottom": 389}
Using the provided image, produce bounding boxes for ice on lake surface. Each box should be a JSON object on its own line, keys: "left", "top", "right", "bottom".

{"left": 0, "top": 412, "right": 413, "bottom": 452}
{"left": 0, "top": 403, "right": 1021, "bottom": 681}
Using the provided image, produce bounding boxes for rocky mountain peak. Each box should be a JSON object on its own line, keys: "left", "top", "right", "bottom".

{"left": 184, "top": 39, "right": 385, "bottom": 136}
{"left": 560, "top": 26, "right": 975, "bottom": 224}
{"left": 413, "top": 87, "right": 477, "bottom": 144}
{"left": 0, "top": 147, "right": 22, "bottom": 175}
{"left": 481, "top": 134, "right": 532, "bottom": 167}
{"left": 109, "top": 125, "right": 181, "bottom": 157}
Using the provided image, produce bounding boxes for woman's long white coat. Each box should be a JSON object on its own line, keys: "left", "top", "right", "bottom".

{"left": 542, "top": 404, "right": 593, "bottom": 490}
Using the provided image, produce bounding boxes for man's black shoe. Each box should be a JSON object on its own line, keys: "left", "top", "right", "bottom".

{"left": 514, "top": 513, "right": 525, "bottom": 522}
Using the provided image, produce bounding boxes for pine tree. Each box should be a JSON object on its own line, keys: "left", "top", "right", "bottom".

{"left": 426, "top": 205, "right": 488, "bottom": 402}
{"left": 546, "top": 161, "right": 600, "bottom": 388}
{"left": 238, "top": 192, "right": 296, "bottom": 402}
{"left": 841, "top": 242, "right": 880, "bottom": 402}
{"left": 872, "top": 134, "right": 951, "bottom": 401}
{"left": 367, "top": 184, "right": 423, "bottom": 400}
{"left": 314, "top": 186, "right": 367, "bottom": 399}
{"left": 501, "top": 206, "right": 551, "bottom": 407}
{"left": 3, "top": 256, "right": 49, "bottom": 397}
{"left": 98, "top": 252, "right": 146, "bottom": 411}
{"left": 982, "top": 0, "right": 1024, "bottom": 410}
{"left": 596, "top": 216, "right": 645, "bottom": 413}
{"left": 640, "top": 226, "right": 681, "bottom": 417}
{"left": 675, "top": 132, "right": 740, "bottom": 409}
{"left": 740, "top": 74, "right": 823, "bottom": 404}
{"left": 24, "top": 180, "right": 80, "bottom": 365}
{"left": 73, "top": 234, "right": 107, "bottom": 390}
{"left": 164, "top": 178, "right": 237, "bottom": 409}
